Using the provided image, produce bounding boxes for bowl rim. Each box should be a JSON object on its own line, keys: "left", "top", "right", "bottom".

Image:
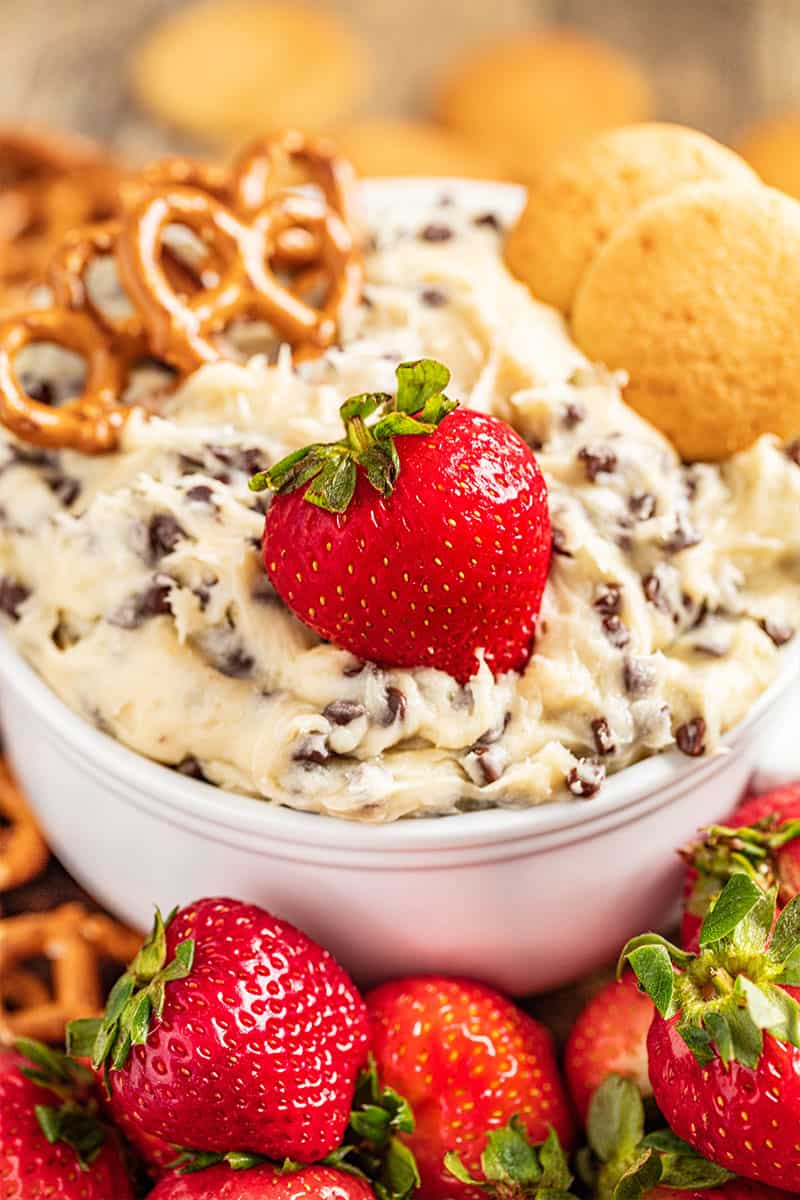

{"left": 1, "top": 174, "right": 797, "bottom": 853}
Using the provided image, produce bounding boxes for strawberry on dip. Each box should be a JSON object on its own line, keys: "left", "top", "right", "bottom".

{"left": 250, "top": 359, "right": 552, "bottom": 684}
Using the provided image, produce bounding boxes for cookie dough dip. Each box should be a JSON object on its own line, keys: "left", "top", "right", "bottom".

{"left": 0, "top": 182, "right": 799, "bottom": 822}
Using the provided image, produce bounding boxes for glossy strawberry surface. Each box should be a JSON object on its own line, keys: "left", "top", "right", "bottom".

{"left": 0, "top": 1049, "right": 134, "bottom": 1200}
{"left": 263, "top": 408, "right": 552, "bottom": 683}
{"left": 564, "top": 973, "right": 655, "bottom": 1123}
{"left": 647, "top": 1002, "right": 800, "bottom": 1193}
{"left": 366, "top": 976, "right": 574, "bottom": 1200}
{"left": 149, "top": 1162, "right": 377, "bottom": 1200}
{"left": 105, "top": 898, "right": 369, "bottom": 1162}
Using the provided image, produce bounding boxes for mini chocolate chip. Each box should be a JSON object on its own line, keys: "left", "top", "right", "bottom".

{"left": 293, "top": 734, "right": 330, "bottom": 765}
{"left": 323, "top": 699, "right": 366, "bottom": 726}
{"left": 148, "top": 513, "right": 186, "bottom": 562}
{"left": 676, "top": 717, "right": 706, "bottom": 757}
{"left": 760, "top": 618, "right": 796, "bottom": 647}
{"left": 382, "top": 686, "right": 407, "bottom": 726}
{"left": 629, "top": 492, "right": 657, "bottom": 521}
{"left": 19, "top": 374, "right": 55, "bottom": 406}
{"left": 642, "top": 574, "right": 669, "bottom": 612}
{"left": 0, "top": 578, "right": 30, "bottom": 620}
{"left": 208, "top": 445, "right": 264, "bottom": 475}
{"left": 578, "top": 445, "right": 618, "bottom": 482}
{"left": 421, "top": 287, "right": 448, "bottom": 307}
{"left": 602, "top": 614, "right": 630, "bottom": 649}
{"left": 562, "top": 401, "right": 586, "bottom": 428}
{"left": 473, "top": 211, "right": 500, "bottom": 230}
{"left": 591, "top": 717, "right": 616, "bottom": 756}
{"left": 216, "top": 647, "right": 255, "bottom": 679}
{"left": 7, "top": 446, "right": 58, "bottom": 470}
{"left": 419, "top": 223, "right": 453, "bottom": 243}
{"left": 178, "top": 453, "right": 205, "bottom": 474}
{"left": 623, "top": 657, "right": 656, "bottom": 697}
{"left": 465, "top": 743, "right": 508, "bottom": 786}
{"left": 593, "top": 583, "right": 622, "bottom": 616}
{"left": 343, "top": 661, "right": 367, "bottom": 678}
{"left": 551, "top": 528, "right": 573, "bottom": 558}
{"left": 109, "top": 575, "right": 173, "bottom": 629}
{"left": 786, "top": 440, "right": 800, "bottom": 467}
{"left": 186, "top": 484, "right": 215, "bottom": 505}
{"left": 48, "top": 475, "right": 81, "bottom": 506}
{"left": 662, "top": 518, "right": 702, "bottom": 554}
{"left": 175, "top": 755, "right": 208, "bottom": 782}
{"left": 567, "top": 759, "right": 606, "bottom": 798}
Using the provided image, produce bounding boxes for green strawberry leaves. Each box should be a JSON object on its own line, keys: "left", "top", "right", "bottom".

{"left": 444, "top": 1119, "right": 577, "bottom": 1199}
{"left": 585, "top": 1075, "right": 734, "bottom": 1200}
{"left": 249, "top": 360, "right": 457, "bottom": 513}
{"left": 619, "top": 874, "right": 800, "bottom": 1070}
{"left": 66, "top": 907, "right": 194, "bottom": 1085}
{"left": 14, "top": 1038, "right": 109, "bottom": 1170}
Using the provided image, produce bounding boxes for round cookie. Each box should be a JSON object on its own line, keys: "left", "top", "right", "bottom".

{"left": 131, "top": 0, "right": 370, "bottom": 144}
{"left": 331, "top": 119, "right": 509, "bottom": 180}
{"left": 735, "top": 114, "right": 800, "bottom": 199}
{"left": 435, "top": 29, "right": 654, "bottom": 180}
{"left": 571, "top": 181, "right": 800, "bottom": 462}
{"left": 505, "top": 123, "right": 758, "bottom": 313}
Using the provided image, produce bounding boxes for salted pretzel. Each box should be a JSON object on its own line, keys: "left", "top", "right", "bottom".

{"left": 117, "top": 186, "right": 362, "bottom": 372}
{"left": 0, "top": 307, "right": 131, "bottom": 453}
{"left": 0, "top": 902, "right": 142, "bottom": 1043}
{"left": 0, "top": 759, "right": 48, "bottom": 891}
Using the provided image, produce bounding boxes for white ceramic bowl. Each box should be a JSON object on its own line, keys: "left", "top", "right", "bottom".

{"left": 2, "top": 178, "right": 799, "bottom": 996}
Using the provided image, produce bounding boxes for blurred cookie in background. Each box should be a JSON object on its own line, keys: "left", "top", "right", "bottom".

{"left": 735, "top": 114, "right": 800, "bottom": 199}
{"left": 434, "top": 28, "right": 654, "bottom": 182}
{"left": 131, "top": 0, "right": 371, "bottom": 145}
{"left": 331, "top": 118, "right": 510, "bottom": 179}
{"left": 505, "top": 123, "right": 758, "bottom": 312}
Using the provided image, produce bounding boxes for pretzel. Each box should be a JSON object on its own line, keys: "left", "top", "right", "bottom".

{"left": 1, "top": 968, "right": 49, "bottom": 1013}
{"left": 0, "top": 759, "right": 48, "bottom": 891}
{"left": 0, "top": 902, "right": 142, "bottom": 1043}
{"left": 0, "top": 126, "right": 108, "bottom": 185}
{"left": 117, "top": 186, "right": 362, "bottom": 372}
{"left": 0, "top": 307, "right": 130, "bottom": 453}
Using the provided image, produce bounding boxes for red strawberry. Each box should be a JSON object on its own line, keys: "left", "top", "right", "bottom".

{"left": 583, "top": 1074, "right": 788, "bottom": 1200}
{"left": 147, "top": 1161, "right": 378, "bottom": 1200}
{"left": 365, "top": 976, "right": 574, "bottom": 1200}
{"left": 564, "top": 973, "right": 655, "bottom": 1123}
{"left": 67, "top": 898, "right": 369, "bottom": 1163}
{"left": 0, "top": 1041, "right": 134, "bottom": 1199}
{"left": 621, "top": 874, "right": 800, "bottom": 1191}
{"left": 250, "top": 359, "right": 552, "bottom": 683}
{"left": 680, "top": 782, "right": 800, "bottom": 951}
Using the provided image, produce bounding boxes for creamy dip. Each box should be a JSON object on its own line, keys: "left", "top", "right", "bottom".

{"left": 1, "top": 193, "right": 799, "bottom": 821}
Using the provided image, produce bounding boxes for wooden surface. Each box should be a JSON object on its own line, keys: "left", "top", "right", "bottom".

{"left": 0, "top": 0, "right": 800, "bottom": 156}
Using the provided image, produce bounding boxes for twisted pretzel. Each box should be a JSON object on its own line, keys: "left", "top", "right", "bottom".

{"left": 0, "top": 126, "right": 108, "bottom": 185}
{"left": 0, "top": 308, "right": 129, "bottom": 453}
{"left": 0, "top": 903, "right": 142, "bottom": 1044}
{"left": 0, "top": 759, "right": 48, "bottom": 892}
{"left": 117, "top": 187, "right": 362, "bottom": 372}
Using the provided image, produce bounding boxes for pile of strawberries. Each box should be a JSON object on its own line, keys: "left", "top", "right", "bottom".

{"left": 4, "top": 781, "right": 800, "bottom": 1199}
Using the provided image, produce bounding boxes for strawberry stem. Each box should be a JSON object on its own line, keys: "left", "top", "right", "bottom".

{"left": 14, "top": 1039, "right": 110, "bottom": 1169}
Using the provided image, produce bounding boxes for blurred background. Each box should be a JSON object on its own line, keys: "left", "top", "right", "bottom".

{"left": 1, "top": 0, "right": 800, "bottom": 197}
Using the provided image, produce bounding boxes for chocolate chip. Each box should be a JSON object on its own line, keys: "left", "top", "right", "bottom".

{"left": 186, "top": 485, "right": 215, "bottom": 505}
{"left": 562, "top": 401, "right": 586, "bottom": 428}
{"left": 48, "top": 475, "right": 81, "bottom": 507}
{"left": 602, "top": 615, "right": 630, "bottom": 648}
{"left": 419, "top": 223, "right": 453, "bottom": 243}
{"left": 676, "top": 718, "right": 706, "bottom": 757}
{"left": 578, "top": 445, "right": 618, "bottom": 482}
{"left": 382, "top": 686, "right": 407, "bottom": 726}
{"left": 623, "top": 658, "right": 656, "bottom": 696}
{"left": 323, "top": 699, "right": 366, "bottom": 726}
{"left": 109, "top": 575, "right": 173, "bottom": 629}
{"left": 148, "top": 514, "right": 185, "bottom": 562}
{"left": 343, "top": 661, "right": 367, "bottom": 678}
{"left": 175, "top": 755, "right": 208, "bottom": 782}
{"left": 421, "top": 287, "right": 448, "bottom": 307}
{"left": 0, "top": 578, "right": 30, "bottom": 620}
{"left": 591, "top": 717, "right": 616, "bottom": 756}
{"left": 7, "top": 446, "right": 58, "bottom": 470}
{"left": 19, "top": 374, "right": 55, "bottom": 405}
{"left": 760, "top": 619, "right": 796, "bottom": 647}
{"left": 662, "top": 518, "right": 702, "bottom": 554}
{"left": 551, "top": 528, "right": 573, "bottom": 558}
{"left": 629, "top": 492, "right": 657, "bottom": 521}
{"left": 473, "top": 211, "right": 500, "bottom": 230}
{"left": 178, "top": 453, "right": 205, "bottom": 474}
{"left": 464, "top": 743, "right": 508, "bottom": 786}
{"left": 293, "top": 734, "right": 330, "bottom": 765}
{"left": 642, "top": 574, "right": 669, "bottom": 612}
{"left": 216, "top": 647, "right": 254, "bottom": 679}
{"left": 567, "top": 759, "right": 606, "bottom": 798}
{"left": 593, "top": 583, "right": 622, "bottom": 616}
{"left": 208, "top": 445, "right": 264, "bottom": 475}
{"left": 786, "top": 440, "right": 800, "bottom": 467}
